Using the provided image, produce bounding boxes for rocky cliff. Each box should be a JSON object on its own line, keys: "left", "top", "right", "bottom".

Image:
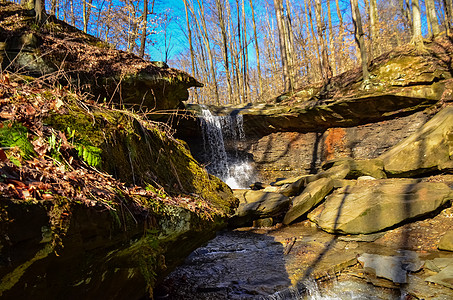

{"left": 181, "top": 36, "right": 453, "bottom": 182}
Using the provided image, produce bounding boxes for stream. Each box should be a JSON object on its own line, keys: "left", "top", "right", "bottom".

{"left": 158, "top": 223, "right": 407, "bottom": 299}
{"left": 159, "top": 109, "right": 453, "bottom": 299}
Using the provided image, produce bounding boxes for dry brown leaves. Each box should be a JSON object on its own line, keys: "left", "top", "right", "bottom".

{"left": 0, "top": 72, "right": 219, "bottom": 219}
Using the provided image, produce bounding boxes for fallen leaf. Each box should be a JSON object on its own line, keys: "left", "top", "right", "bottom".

{"left": 0, "top": 149, "right": 7, "bottom": 162}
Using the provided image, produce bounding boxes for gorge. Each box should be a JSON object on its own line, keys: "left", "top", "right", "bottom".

{"left": 2, "top": 2, "right": 453, "bottom": 299}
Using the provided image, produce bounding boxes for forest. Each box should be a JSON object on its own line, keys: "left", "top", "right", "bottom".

{"left": 16, "top": 0, "right": 453, "bottom": 105}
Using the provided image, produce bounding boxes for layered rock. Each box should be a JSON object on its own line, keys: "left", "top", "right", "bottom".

{"left": 0, "top": 4, "right": 202, "bottom": 111}
{"left": 230, "top": 190, "right": 290, "bottom": 227}
{"left": 379, "top": 106, "right": 453, "bottom": 177}
{"left": 308, "top": 179, "right": 453, "bottom": 234}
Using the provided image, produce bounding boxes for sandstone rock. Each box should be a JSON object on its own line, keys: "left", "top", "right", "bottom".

{"left": 308, "top": 179, "right": 453, "bottom": 234}
{"left": 279, "top": 176, "right": 311, "bottom": 197}
{"left": 253, "top": 218, "right": 274, "bottom": 228}
{"left": 426, "top": 264, "right": 453, "bottom": 289}
{"left": 379, "top": 107, "right": 453, "bottom": 177}
{"left": 279, "top": 164, "right": 350, "bottom": 197}
{"left": 230, "top": 190, "right": 291, "bottom": 227}
{"left": 283, "top": 178, "right": 334, "bottom": 225}
{"left": 322, "top": 157, "right": 386, "bottom": 179}
{"left": 357, "top": 176, "right": 377, "bottom": 181}
{"left": 439, "top": 230, "right": 453, "bottom": 251}
{"left": 358, "top": 252, "right": 423, "bottom": 284}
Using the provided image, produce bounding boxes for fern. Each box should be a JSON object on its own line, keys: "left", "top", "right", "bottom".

{"left": 0, "top": 122, "right": 36, "bottom": 160}
{"left": 75, "top": 144, "right": 102, "bottom": 168}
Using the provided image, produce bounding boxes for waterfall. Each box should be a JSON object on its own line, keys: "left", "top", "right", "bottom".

{"left": 200, "top": 107, "right": 255, "bottom": 189}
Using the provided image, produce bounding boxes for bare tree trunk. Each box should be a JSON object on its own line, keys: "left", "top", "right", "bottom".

{"left": 70, "top": 0, "right": 75, "bottom": 26}
{"left": 24, "top": 0, "right": 46, "bottom": 22}
{"left": 241, "top": 0, "right": 249, "bottom": 102}
{"left": 411, "top": 0, "right": 424, "bottom": 47}
{"left": 273, "top": 0, "right": 291, "bottom": 91}
{"left": 334, "top": 0, "right": 344, "bottom": 73}
{"left": 216, "top": 0, "right": 232, "bottom": 103}
{"left": 426, "top": 0, "right": 440, "bottom": 37}
{"left": 369, "top": 0, "right": 378, "bottom": 57}
{"left": 444, "top": 0, "right": 453, "bottom": 34}
{"left": 249, "top": 0, "right": 263, "bottom": 101}
{"left": 83, "top": 0, "right": 93, "bottom": 33}
{"left": 404, "top": 0, "right": 413, "bottom": 32}
{"left": 307, "top": 0, "right": 323, "bottom": 82}
{"left": 139, "top": 0, "right": 154, "bottom": 58}
{"left": 182, "top": 0, "right": 197, "bottom": 101}
{"left": 350, "top": 0, "right": 369, "bottom": 80}
{"left": 284, "top": 0, "right": 295, "bottom": 89}
{"left": 314, "top": 0, "right": 332, "bottom": 82}
{"left": 196, "top": 0, "right": 220, "bottom": 105}
{"left": 326, "top": 0, "right": 337, "bottom": 76}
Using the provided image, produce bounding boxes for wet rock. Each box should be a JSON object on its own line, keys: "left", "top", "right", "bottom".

{"left": 308, "top": 179, "right": 453, "bottom": 234}
{"left": 358, "top": 252, "right": 423, "bottom": 284}
{"left": 250, "top": 182, "right": 266, "bottom": 190}
{"left": 379, "top": 107, "right": 453, "bottom": 177}
{"left": 230, "top": 190, "right": 290, "bottom": 227}
{"left": 438, "top": 230, "right": 453, "bottom": 252}
{"left": 283, "top": 178, "right": 334, "bottom": 225}
{"left": 322, "top": 157, "right": 386, "bottom": 179}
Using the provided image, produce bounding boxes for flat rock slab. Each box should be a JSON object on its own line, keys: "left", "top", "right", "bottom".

{"left": 322, "top": 157, "right": 386, "bottom": 179}
{"left": 439, "top": 230, "right": 453, "bottom": 251}
{"left": 358, "top": 252, "right": 424, "bottom": 284}
{"left": 308, "top": 179, "right": 453, "bottom": 234}
{"left": 426, "top": 264, "right": 453, "bottom": 289}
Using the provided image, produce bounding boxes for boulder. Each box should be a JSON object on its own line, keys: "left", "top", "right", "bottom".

{"left": 308, "top": 179, "right": 453, "bottom": 234}
{"left": 439, "top": 230, "right": 453, "bottom": 251}
{"left": 379, "top": 107, "right": 453, "bottom": 177}
{"left": 283, "top": 178, "right": 334, "bottom": 225}
{"left": 322, "top": 157, "right": 386, "bottom": 179}
{"left": 358, "top": 252, "right": 424, "bottom": 284}
{"left": 230, "top": 190, "right": 291, "bottom": 227}
{"left": 279, "top": 164, "right": 350, "bottom": 197}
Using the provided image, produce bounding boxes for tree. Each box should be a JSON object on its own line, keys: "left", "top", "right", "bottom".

{"left": 22, "top": 0, "right": 45, "bottom": 22}
{"left": 444, "top": 0, "right": 453, "bottom": 34}
{"left": 350, "top": 0, "right": 369, "bottom": 80}
{"left": 411, "top": 0, "right": 423, "bottom": 47}
{"left": 273, "top": 0, "right": 291, "bottom": 91}
{"left": 249, "top": 0, "right": 263, "bottom": 100}
{"left": 369, "top": 0, "right": 379, "bottom": 57}
{"left": 314, "top": 0, "right": 332, "bottom": 82}
{"left": 426, "top": 0, "right": 440, "bottom": 37}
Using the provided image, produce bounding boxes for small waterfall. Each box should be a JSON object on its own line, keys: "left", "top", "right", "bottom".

{"left": 200, "top": 107, "right": 255, "bottom": 189}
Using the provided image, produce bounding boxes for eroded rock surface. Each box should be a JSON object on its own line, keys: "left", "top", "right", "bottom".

{"left": 380, "top": 107, "right": 453, "bottom": 177}
{"left": 308, "top": 179, "right": 453, "bottom": 234}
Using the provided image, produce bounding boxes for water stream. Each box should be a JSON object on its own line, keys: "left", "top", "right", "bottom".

{"left": 199, "top": 108, "right": 255, "bottom": 189}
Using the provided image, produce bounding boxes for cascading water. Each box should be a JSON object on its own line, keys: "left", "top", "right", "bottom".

{"left": 200, "top": 107, "right": 255, "bottom": 189}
